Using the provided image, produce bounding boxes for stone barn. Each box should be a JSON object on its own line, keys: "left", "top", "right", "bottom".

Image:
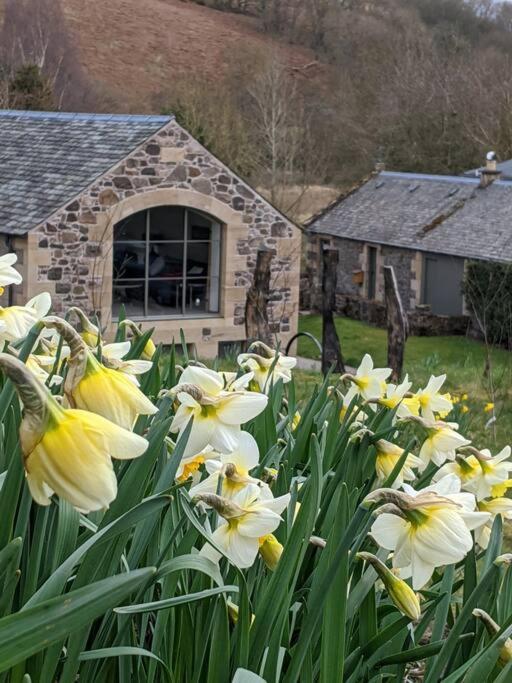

{"left": 306, "top": 164, "right": 512, "bottom": 334}
{"left": 0, "top": 110, "right": 300, "bottom": 356}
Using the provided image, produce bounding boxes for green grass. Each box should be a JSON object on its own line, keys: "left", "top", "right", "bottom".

{"left": 296, "top": 315, "right": 512, "bottom": 450}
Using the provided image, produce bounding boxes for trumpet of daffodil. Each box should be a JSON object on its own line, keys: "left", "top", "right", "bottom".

{"left": 258, "top": 534, "right": 283, "bottom": 571}
{"left": 69, "top": 306, "right": 101, "bottom": 347}
{"left": 452, "top": 446, "right": 512, "bottom": 501}
{"left": 0, "top": 353, "right": 148, "bottom": 512}
{"left": 357, "top": 551, "right": 421, "bottom": 620}
{"left": 344, "top": 354, "right": 391, "bottom": 400}
{"left": 102, "top": 341, "right": 153, "bottom": 385}
{"left": 175, "top": 445, "right": 219, "bottom": 484}
{"left": 475, "top": 497, "right": 512, "bottom": 549}
{"left": 0, "top": 292, "right": 51, "bottom": 343}
{"left": 378, "top": 375, "right": 420, "bottom": 418}
{"left": 195, "top": 483, "right": 290, "bottom": 568}
{"left": 43, "top": 317, "right": 158, "bottom": 430}
{"left": 432, "top": 453, "right": 479, "bottom": 488}
{"left": 170, "top": 365, "right": 267, "bottom": 457}
{"left": 0, "top": 252, "right": 22, "bottom": 294}
{"left": 238, "top": 342, "right": 296, "bottom": 393}
{"left": 374, "top": 439, "right": 422, "bottom": 489}
{"left": 189, "top": 431, "right": 271, "bottom": 500}
{"left": 415, "top": 374, "right": 453, "bottom": 421}
{"left": 119, "top": 319, "right": 156, "bottom": 360}
{"left": 365, "top": 474, "right": 490, "bottom": 589}
{"left": 406, "top": 415, "right": 471, "bottom": 471}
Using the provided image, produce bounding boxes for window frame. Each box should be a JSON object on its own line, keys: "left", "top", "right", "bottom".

{"left": 112, "top": 206, "right": 222, "bottom": 321}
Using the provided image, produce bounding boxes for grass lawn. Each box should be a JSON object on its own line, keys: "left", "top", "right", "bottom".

{"left": 296, "top": 314, "right": 512, "bottom": 450}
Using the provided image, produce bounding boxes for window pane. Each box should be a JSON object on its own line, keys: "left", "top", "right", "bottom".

{"left": 148, "top": 280, "right": 182, "bottom": 316}
{"left": 149, "top": 243, "right": 184, "bottom": 278}
{"left": 150, "top": 206, "right": 185, "bottom": 240}
{"left": 187, "top": 242, "right": 210, "bottom": 277}
{"left": 185, "top": 278, "right": 209, "bottom": 314}
{"left": 114, "top": 211, "right": 147, "bottom": 241}
{"left": 188, "top": 210, "right": 212, "bottom": 240}
{"left": 114, "top": 243, "right": 146, "bottom": 279}
{"left": 113, "top": 280, "right": 145, "bottom": 317}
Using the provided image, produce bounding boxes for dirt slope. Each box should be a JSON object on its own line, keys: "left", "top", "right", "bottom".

{"left": 61, "top": 0, "right": 322, "bottom": 112}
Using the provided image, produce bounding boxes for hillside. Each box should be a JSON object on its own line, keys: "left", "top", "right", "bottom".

{"left": 60, "top": 0, "right": 324, "bottom": 112}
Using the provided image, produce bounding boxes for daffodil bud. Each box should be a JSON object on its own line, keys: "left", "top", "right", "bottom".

{"left": 68, "top": 306, "right": 100, "bottom": 347}
{"left": 258, "top": 534, "right": 283, "bottom": 570}
{"left": 357, "top": 551, "right": 421, "bottom": 620}
{"left": 473, "top": 609, "right": 512, "bottom": 666}
{"left": 42, "top": 316, "right": 88, "bottom": 389}
{"left": 192, "top": 492, "right": 243, "bottom": 520}
{"left": 119, "top": 320, "right": 156, "bottom": 360}
{"left": 495, "top": 553, "right": 512, "bottom": 566}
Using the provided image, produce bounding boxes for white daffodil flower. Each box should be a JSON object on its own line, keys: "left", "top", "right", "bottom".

{"left": 189, "top": 431, "right": 271, "bottom": 500}
{"left": 378, "top": 375, "right": 419, "bottom": 419}
{"left": 39, "top": 327, "right": 71, "bottom": 362}
{"left": 346, "top": 354, "right": 391, "bottom": 400}
{"left": 452, "top": 446, "right": 512, "bottom": 501}
{"left": 26, "top": 354, "right": 63, "bottom": 387}
{"left": 374, "top": 439, "right": 422, "bottom": 489}
{"left": 416, "top": 418, "right": 471, "bottom": 471}
{"left": 475, "top": 497, "right": 512, "bottom": 549}
{"left": 0, "top": 253, "right": 22, "bottom": 292}
{"left": 238, "top": 343, "right": 296, "bottom": 392}
{"left": 366, "top": 474, "right": 490, "bottom": 589}
{"left": 170, "top": 365, "right": 268, "bottom": 457}
{"left": 197, "top": 483, "right": 290, "bottom": 568}
{"left": 415, "top": 375, "right": 453, "bottom": 421}
{"left": 175, "top": 445, "right": 219, "bottom": 484}
{"left": 0, "top": 292, "right": 51, "bottom": 343}
{"left": 102, "top": 341, "right": 153, "bottom": 386}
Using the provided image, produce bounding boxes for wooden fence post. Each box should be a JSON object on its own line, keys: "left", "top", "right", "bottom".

{"left": 383, "top": 265, "right": 409, "bottom": 382}
{"left": 245, "top": 247, "right": 273, "bottom": 345}
{"left": 321, "top": 247, "right": 344, "bottom": 375}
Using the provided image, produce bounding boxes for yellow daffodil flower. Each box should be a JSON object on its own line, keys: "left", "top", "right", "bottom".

{"left": 415, "top": 375, "right": 453, "bottom": 421}
{"left": 195, "top": 484, "right": 290, "bottom": 568}
{"left": 475, "top": 497, "right": 512, "bottom": 549}
{"left": 0, "top": 353, "right": 148, "bottom": 512}
{"left": 69, "top": 307, "right": 100, "bottom": 347}
{"left": 461, "top": 393, "right": 468, "bottom": 401}
{"left": 258, "top": 534, "right": 283, "bottom": 571}
{"left": 189, "top": 431, "right": 270, "bottom": 500}
{"left": 491, "top": 478, "right": 512, "bottom": 497}
{"left": 0, "top": 252, "right": 22, "bottom": 293}
{"left": 238, "top": 342, "right": 296, "bottom": 393}
{"left": 119, "top": 319, "right": 156, "bottom": 360}
{"left": 484, "top": 402, "right": 495, "bottom": 413}
{"left": 365, "top": 474, "right": 489, "bottom": 589}
{"left": 175, "top": 445, "right": 218, "bottom": 484}
{"left": 374, "top": 438, "right": 422, "bottom": 488}
{"left": 378, "top": 375, "right": 420, "bottom": 418}
{"left": 455, "top": 446, "right": 512, "bottom": 501}
{"left": 0, "top": 292, "right": 51, "bottom": 343}
{"left": 170, "top": 365, "right": 267, "bottom": 457}
{"left": 357, "top": 551, "right": 421, "bottom": 620}
{"left": 345, "top": 354, "right": 391, "bottom": 400}
{"left": 461, "top": 405, "right": 469, "bottom": 414}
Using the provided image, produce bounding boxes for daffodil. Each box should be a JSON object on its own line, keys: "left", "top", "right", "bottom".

{"left": 415, "top": 375, "right": 453, "bottom": 421}
{"left": 0, "top": 353, "right": 148, "bottom": 512}
{"left": 374, "top": 439, "right": 422, "bottom": 488}
{"left": 25, "top": 353, "right": 62, "bottom": 387}
{"left": 175, "top": 445, "right": 218, "bottom": 484}
{"left": 195, "top": 484, "right": 290, "bottom": 568}
{"left": 102, "top": 341, "right": 153, "bottom": 386}
{"left": 378, "top": 375, "right": 420, "bottom": 418}
{"left": 119, "top": 319, "right": 156, "bottom": 360}
{"left": 411, "top": 416, "right": 471, "bottom": 471}
{"left": 43, "top": 317, "right": 158, "bottom": 430}
{"left": 189, "top": 431, "right": 271, "bottom": 500}
{"left": 432, "top": 454, "right": 480, "bottom": 487}
{"left": 475, "top": 497, "right": 512, "bottom": 549}
{"left": 455, "top": 446, "right": 512, "bottom": 501}
{"left": 0, "top": 292, "right": 51, "bottom": 343}
{"left": 170, "top": 365, "right": 267, "bottom": 457}
{"left": 238, "top": 342, "right": 296, "bottom": 393}
{"left": 69, "top": 307, "right": 100, "bottom": 347}
{"left": 366, "top": 474, "right": 489, "bottom": 589}
{"left": 258, "top": 534, "right": 283, "bottom": 571}
{"left": 0, "top": 252, "right": 22, "bottom": 294}
{"left": 472, "top": 609, "right": 512, "bottom": 667}
{"left": 345, "top": 354, "right": 391, "bottom": 400}
{"left": 484, "top": 402, "right": 495, "bottom": 413}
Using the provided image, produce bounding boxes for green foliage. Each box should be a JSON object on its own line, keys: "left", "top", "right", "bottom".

{"left": 8, "top": 64, "right": 55, "bottom": 111}
{"left": 464, "top": 260, "right": 512, "bottom": 348}
{"left": 0, "top": 322, "right": 511, "bottom": 681}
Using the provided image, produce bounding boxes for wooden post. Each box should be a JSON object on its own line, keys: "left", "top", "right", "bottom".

{"left": 384, "top": 265, "right": 409, "bottom": 382}
{"left": 245, "top": 248, "right": 273, "bottom": 345}
{"left": 321, "top": 247, "right": 344, "bottom": 375}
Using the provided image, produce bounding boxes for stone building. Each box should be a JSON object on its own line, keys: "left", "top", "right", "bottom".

{"left": 306, "top": 164, "right": 512, "bottom": 333}
{"left": 0, "top": 110, "right": 300, "bottom": 356}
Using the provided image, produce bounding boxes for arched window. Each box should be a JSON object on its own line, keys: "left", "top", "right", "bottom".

{"left": 113, "top": 207, "right": 221, "bottom": 318}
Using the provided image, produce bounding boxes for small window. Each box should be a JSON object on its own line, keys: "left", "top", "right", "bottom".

{"left": 367, "top": 246, "right": 378, "bottom": 299}
{"left": 113, "top": 207, "right": 222, "bottom": 319}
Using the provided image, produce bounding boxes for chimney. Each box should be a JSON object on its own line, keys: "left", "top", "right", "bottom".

{"left": 479, "top": 151, "right": 501, "bottom": 188}
{"left": 375, "top": 161, "right": 386, "bottom": 173}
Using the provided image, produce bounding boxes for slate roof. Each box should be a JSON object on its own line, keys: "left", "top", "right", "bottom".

{"left": 464, "top": 158, "right": 512, "bottom": 180}
{"left": 308, "top": 171, "right": 512, "bottom": 263}
{"left": 0, "top": 110, "right": 173, "bottom": 236}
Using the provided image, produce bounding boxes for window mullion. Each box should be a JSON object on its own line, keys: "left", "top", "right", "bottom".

{"left": 182, "top": 210, "right": 188, "bottom": 316}
{"left": 144, "top": 210, "right": 150, "bottom": 316}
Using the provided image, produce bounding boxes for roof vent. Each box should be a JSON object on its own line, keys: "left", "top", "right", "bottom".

{"left": 408, "top": 183, "right": 420, "bottom": 193}
{"left": 375, "top": 180, "right": 385, "bottom": 189}
{"left": 480, "top": 151, "right": 501, "bottom": 188}
{"left": 447, "top": 187, "right": 459, "bottom": 197}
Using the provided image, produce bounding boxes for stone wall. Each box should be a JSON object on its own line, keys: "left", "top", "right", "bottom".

{"left": 23, "top": 119, "right": 301, "bottom": 355}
